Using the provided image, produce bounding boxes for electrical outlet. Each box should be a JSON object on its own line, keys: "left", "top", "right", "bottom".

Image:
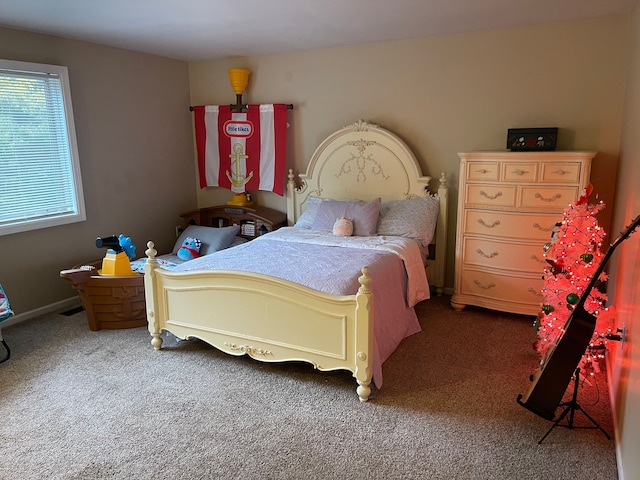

{"left": 175, "top": 225, "right": 182, "bottom": 238}
{"left": 607, "top": 325, "right": 627, "bottom": 347}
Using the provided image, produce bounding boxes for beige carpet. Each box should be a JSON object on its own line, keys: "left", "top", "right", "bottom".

{"left": 0, "top": 295, "right": 617, "bottom": 479}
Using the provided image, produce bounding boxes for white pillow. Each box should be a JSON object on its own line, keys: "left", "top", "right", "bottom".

{"left": 377, "top": 196, "right": 440, "bottom": 247}
{"left": 172, "top": 225, "right": 240, "bottom": 256}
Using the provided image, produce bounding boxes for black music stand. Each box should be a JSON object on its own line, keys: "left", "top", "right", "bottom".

{"left": 538, "top": 368, "right": 610, "bottom": 444}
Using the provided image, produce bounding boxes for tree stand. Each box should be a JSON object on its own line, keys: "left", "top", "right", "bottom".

{"left": 0, "top": 334, "right": 9, "bottom": 363}
{"left": 538, "top": 368, "right": 611, "bottom": 444}
{"left": 0, "top": 283, "right": 12, "bottom": 363}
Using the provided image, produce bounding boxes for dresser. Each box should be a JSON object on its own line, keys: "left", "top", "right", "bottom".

{"left": 451, "top": 151, "right": 595, "bottom": 316}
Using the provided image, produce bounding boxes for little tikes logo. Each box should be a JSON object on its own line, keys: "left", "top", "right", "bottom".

{"left": 224, "top": 120, "right": 253, "bottom": 138}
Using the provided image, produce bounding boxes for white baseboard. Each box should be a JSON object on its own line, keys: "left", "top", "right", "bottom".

{"left": 1, "top": 297, "right": 82, "bottom": 329}
{"left": 606, "top": 355, "right": 624, "bottom": 480}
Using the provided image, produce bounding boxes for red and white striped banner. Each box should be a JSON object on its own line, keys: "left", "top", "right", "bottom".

{"left": 193, "top": 104, "right": 288, "bottom": 195}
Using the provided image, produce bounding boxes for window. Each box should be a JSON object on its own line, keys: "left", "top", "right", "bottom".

{"left": 0, "top": 59, "right": 85, "bottom": 236}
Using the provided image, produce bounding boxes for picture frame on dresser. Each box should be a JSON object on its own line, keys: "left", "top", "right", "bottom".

{"left": 451, "top": 151, "right": 595, "bottom": 316}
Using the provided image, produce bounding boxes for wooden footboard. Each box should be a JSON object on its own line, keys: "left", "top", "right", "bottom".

{"left": 143, "top": 242, "right": 374, "bottom": 402}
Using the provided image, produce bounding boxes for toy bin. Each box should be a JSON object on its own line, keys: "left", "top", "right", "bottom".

{"left": 60, "top": 260, "right": 146, "bottom": 331}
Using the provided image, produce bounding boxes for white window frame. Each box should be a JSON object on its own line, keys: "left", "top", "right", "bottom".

{"left": 0, "top": 59, "right": 85, "bottom": 236}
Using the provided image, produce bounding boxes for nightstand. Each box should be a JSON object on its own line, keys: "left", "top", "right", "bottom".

{"left": 180, "top": 205, "right": 287, "bottom": 240}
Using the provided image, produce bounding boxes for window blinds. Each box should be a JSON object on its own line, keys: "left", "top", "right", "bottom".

{"left": 0, "top": 61, "right": 85, "bottom": 235}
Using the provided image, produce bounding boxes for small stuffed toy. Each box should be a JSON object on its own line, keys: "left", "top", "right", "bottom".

{"left": 177, "top": 237, "right": 202, "bottom": 261}
{"left": 333, "top": 217, "right": 353, "bottom": 237}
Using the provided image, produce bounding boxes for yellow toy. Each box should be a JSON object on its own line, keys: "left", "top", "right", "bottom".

{"left": 226, "top": 191, "right": 254, "bottom": 207}
{"left": 96, "top": 235, "right": 136, "bottom": 276}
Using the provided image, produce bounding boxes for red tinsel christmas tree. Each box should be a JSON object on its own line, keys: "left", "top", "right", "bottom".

{"left": 534, "top": 185, "right": 616, "bottom": 377}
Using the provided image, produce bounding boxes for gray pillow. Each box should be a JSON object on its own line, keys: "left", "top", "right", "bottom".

{"left": 294, "top": 196, "right": 324, "bottom": 229}
{"left": 377, "top": 196, "right": 440, "bottom": 246}
{"left": 172, "top": 224, "right": 240, "bottom": 256}
{"left": 311, "top": 198, "right": 381, "bottom": 236}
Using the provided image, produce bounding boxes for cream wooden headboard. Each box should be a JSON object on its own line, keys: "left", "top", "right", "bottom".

{"left": 286, "top": 120, "right": 448, "bottom": 293}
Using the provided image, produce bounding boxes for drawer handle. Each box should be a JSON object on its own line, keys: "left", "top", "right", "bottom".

{"left": 474, "top": 279, "right": 496, "bottom": 290}
{"left": 532, "top": 222, "right": 555, "bottom": 232}
{"left": 528, "top": 287, "right": 543, "bottom": 297}
{"left": 534, "top": 192, "right": 562, "bottom": 202}
{"left": 512, "top": 169, "right": 530, "bottom": 176}
{"left": 477, "top": 218, "right": 501, "bottom": 228}
{"left": 476, "top": 248, "right": 498, "bottom": 259}
{"left": 476, "top": 168, "right": 491, "bottom": 174}
{"left": 480, "top": 190, "right": 503, "bottom": 200}
{"left": 530, "top": 254, "right": 547, "bottom": 264}
{"left": 552, "top": 169, "right": 570, "bottom": 175}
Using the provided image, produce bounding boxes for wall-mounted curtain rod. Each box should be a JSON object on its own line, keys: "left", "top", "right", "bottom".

{"left": 189, "top": 104, "right": 293, "bottom": 112}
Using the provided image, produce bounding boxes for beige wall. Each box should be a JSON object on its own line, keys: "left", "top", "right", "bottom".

{"left": 609, "top": 3, "right": 640, "bottom": 479}
{"left": 189, "top": 16, "right": 628, "bottom": 290}
{"left": 0, "top": 27, "right": 196, "bottom": 314}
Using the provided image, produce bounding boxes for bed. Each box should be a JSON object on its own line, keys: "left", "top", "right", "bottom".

{"left": 143, "top": 120, "right": 449, "bottom": 401}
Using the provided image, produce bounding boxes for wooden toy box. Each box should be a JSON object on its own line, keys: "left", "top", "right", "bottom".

{"left": 60, "top": 260, "right": 146, "bottom": 331}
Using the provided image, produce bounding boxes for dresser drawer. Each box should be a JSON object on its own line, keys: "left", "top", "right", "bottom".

{"left": 463, "top": 210, "right": 560, "bottom": 241}
{"left": 466, "top": 162, "right": 500, "bottom": 181}
{"left": 458, "top": 267, "right": 544, "bottom": 304}
{"left": 463, "top": 238, "right": 547, "bottom": 273}
{"left": 503, "top": 163, "right": 537, "bottom": 182}
{"left": 540, "top": 162, "right": 581, "bottom": 183}
{"left": 466, "top": 184, "right": 517, "bottom": 208}
{"left": 519, "top": 186, "right": 578, "bottom": 210}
